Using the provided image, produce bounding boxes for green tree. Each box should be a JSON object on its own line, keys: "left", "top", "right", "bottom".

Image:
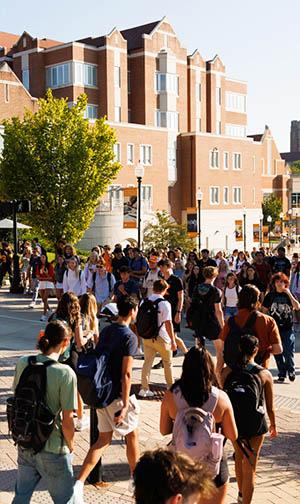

{"left": 262, "top": 194, "right": 282, "bottom": 227}
{"left": 143, "top": 210, "right": 195, "bottom": 253}
{"left": 0, "top": 90, "right": 120, "bottom": 244}
{"left": 290, "top": 161, "right": 300, "bottom": 174}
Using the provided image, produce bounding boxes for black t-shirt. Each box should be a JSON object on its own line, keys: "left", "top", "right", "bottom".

{"left": 111, "top": 256, "right": 129, "bottom": 281}
{"left": 96, "top": 323, "right": 137, "bottom": 397}
{"left": 263, "top": 291, "right": 293, "bottom": 330}
{"left": 270, "top": 256, "right": 291, "bottom": 275}
{"left": 164, "top": 274, "right": 183, "bottom": 315}
{"left": 198, "top": 258, "right": 217, "bottom": 282}
{"left": 192, "top": 283, "right": 222, "bottom": 339}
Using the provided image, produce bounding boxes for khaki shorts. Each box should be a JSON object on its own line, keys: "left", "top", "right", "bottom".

{"left": 96, "top": 394, "right": 140, "bottom": 436}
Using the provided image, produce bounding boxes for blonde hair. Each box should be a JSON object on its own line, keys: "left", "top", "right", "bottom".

{"left": 80, "top": 293, "right": 98, "bottom": 333}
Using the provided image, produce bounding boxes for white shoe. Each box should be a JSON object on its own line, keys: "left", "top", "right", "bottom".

{"left": 75, "top": 416, "right": 89, "bottom": 432}
{"left": 28, "top": 302, "right": 36, "bottom": 309}
{"left": 73, "top": 480, "right": 85, "bottom": 504}
{"left": 40, "top": 315, "right": 47, "bottom": 322}
{"left": 138, "top": 388, "right": 154, "bottom": 398}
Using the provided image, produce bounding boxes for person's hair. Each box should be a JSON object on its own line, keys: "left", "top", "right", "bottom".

{"left": 185, "top": 260, "right": 195, "bottom": 273}
{"left": 269, "top": 272, "right": 289, "bottom": 290}
{"left": 238, "top": 334, "right": 259, "bottom": 367}
{"left": 133, "top": 448, "right": 213, "bottom": 504}
{"left": 117, "top": 295, "right": 139, "bottom": 317}
{"left": 255, "top": 250, "right": 264, "bottom": 257}
{"left": 201, "top": 248, "right": 209, "bottom": 254}
{"left": 33, "top": 238, "right": 39, "bottom": 243}
{"left": 237, "top": 284, "right": 260, "bottom": 310}
{"left": 202, "top": 266, "right": 218, "bottom": 279}
{"left": 79, "top": 293, "right": 98, "bottom": 333}
{"left": 153, "top": 279, "right": 169, "bottom": 293}
{"left": 278, "top": 246, "right": 285, "bottom": 253}
{"left": 172, "top": 346, "right": 217, "bottom": 406}
{"left": 55, "top": 292, "right": 81, "bottom": 330}
{"left": 37, "top": 320, "right": 71, "bottom": 353}
{"left": 120, "top": 265, "right": 131, "bottom": 274}
{"left": 167, "top": 250, "right": 175, "bottom": 260}
{"left": 225, "top": 272, "right": 238, "bottom": 288}
{"left": 246, "top": 265, "right": 258, "bottom": 277}
{"left": 158, "top": 258, "right": 172, "bottom": 268}
{"left": 64, "top": 243, "right": 76, "bottom": 256}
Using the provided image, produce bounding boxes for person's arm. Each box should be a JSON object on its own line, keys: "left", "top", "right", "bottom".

{"left": 160, "top": 390, "right": 175, "bottom": 435}
{"left": 283, "top": 288, "right": 300, "bottom": 310}
{"left": 62, "top": 409, "right": 75, "bottom": 452}
{"left": 219, "top": 392, "right": 238, "bottom": 442}
{"left": 263, "top": 370, "right": 277, "bottom": 438}
{"left": 268, "top": 318, "right": 283, "bottom": 355}
{"left": 214, "top": 302, "right": 224, "bottom": 329}
{"left": 74, "top": 322, "right": 86, "bottom": 348}
{"left": 174, "top": 289, "right": 184, "bottom": 325}
{"left": 114, "top": 355, "right": 133, "bottom": 425}
{"left": 165, "top": 320, "right": 177, "bottom": 351}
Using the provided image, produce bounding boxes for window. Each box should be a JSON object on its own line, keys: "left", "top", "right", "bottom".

{"left": 155, "top": 72, "right": 179, "bottom": 94}
{"left": 114, "top": 66, "right": 121, "bottom": 87}
{"left": 197, "top": 118, "right": 201, "bottom": 131}
{"left": 155, "top": 110, "right": 178, "bottom": 130}
{"left": 84, "top": 105, "right": 98, "bottom": 120}
{"left": 216, "top": 86, "right": 221, "bottom": 106}
{"left": 46, "top": 63, "right": 72, "bottom": 88}
{"left": 22, "top": 36, "right": 27, "bottom": 48}
{"left": 223, "top": 151, "right": 229, "bottom": 170}
{"left": 196, "top": 82, "right": 202, "bottom": 101}
{"left": 128, "top": 70, "right": 131, "bottom": 93}
{"left": 114, "top": 106, "right": 121, "bottom": 122}
{"left": 110, "top": 185, "right": 122, "bottom": 208}
{"left": 127, "top": 144, "right": 134, "bottom": 164}
{"left": 216, "top": 121, "right": 222, "bottom": 135}
{"left": 210, "top": 186, "right": 220, "bottom": 205}
{"left": 22, "top": 69, "right": 29, "bottom": 90}
{"left": 4, "top": 84, "right": 9, "bottom": 103}
{"left": 142, "top": 185, "right": 152, "bottom": 211}
{"left": 140, "top": 144, "right": 152, "bottom": 165}
{"left": 210, "top": 149, "right": 219, "bottom": 169}
{"left": 223, "top": 186, "right": 229, "bottom": 204}
{"left": 83, "top": 64, "right": 97, "bottom": 87}
{"left": 291, "top": 193, "right": 300, "bottom": 208}
{"left": 47, "top": 62, "right": 97, "bottom": 89}
{"left": 113, "top": 143, "right": 121, "bottom": 162}
{"left": 233, "top": 153, "right": 242, "bottom": 170}
{"left": 233, "top": 187, "right": 242, "bottom": 204}
{"left": 225, "top": 92, "right": 247, "bottom": 113}
{"left": 168, "top": 145, "right": 176, "bottom": 168}
{"left": 225, "top": 124, "right": 246, "bottom": 138}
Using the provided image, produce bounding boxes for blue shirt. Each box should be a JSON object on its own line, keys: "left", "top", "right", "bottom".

{"left": 113, "top": 279, "right": 140, "bottom": 300}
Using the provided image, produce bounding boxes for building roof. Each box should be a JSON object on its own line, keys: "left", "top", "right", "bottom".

{"left": 121, "top": 20, "right": 161, "bottom": 50}
{"left": 280, "top": 151, "right": 300, "bottom": 163}
{"left": 76, "top": 35, "right": 106, "bottom": 47}
{"left": 38, "top": 37, "right": 63, "bottom": 49}
{"left": 247, "top": 133, "right": 263, "bottom": 142}
{"left": 0, "top": 31, "right": 20, "bottom": 49}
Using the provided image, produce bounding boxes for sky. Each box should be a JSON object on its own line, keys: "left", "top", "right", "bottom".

{"left": 1, "top": 0, "right": 299, "bottom": 152}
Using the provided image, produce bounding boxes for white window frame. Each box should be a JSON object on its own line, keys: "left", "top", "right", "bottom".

{"left": 216, "top": 121, "right": 222, "bottom": 135}
{"left": 127, "top": 143, "right": 134, "bottom": 164}
{"left": 233, "top": 152, "right": 242, "bottom": 170}
{"left": 114, "top": 106, "right": 121, "bottom": 123}
{"left": 113, "top": 143, "right": 121, "bottom": 162}
{"left": 84, "top": 104, "right": 98, "bottom": 120}
{"left": 141, "top": 184, "right": 153, "bottom": 211}
{"left": 232, "top": 186, "right": 242, "bottom": 204}
{"left": 140, "top": 144, "right": 152, "bottom": 166}
{"left": 225, "top": 92, "right": 247, "bottom": 113}
{"left": 223, "top": 151, "right": 229, "bottom": 170}
{"left": 22, "top": 69, "right": 30, "bottom": 90}
{"left": 223, "top": 186, "right": 229, "bottom": 205}
{"left": 114, "top": 65, "right": 121, "bottom": 88}
{"left": 209, "top": 186, "right": 220, "bottom": 205}
{"left": 209, "top": 149, "right": 219, "bottom": 169}
{"left": 216, "top": 86, "right": 221, "bottom": 106}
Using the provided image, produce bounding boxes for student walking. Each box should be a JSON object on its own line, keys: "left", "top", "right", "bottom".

{"left": 35, "top": 254, "right": 55, "bottom": 322}
{"left": 63, "top": 256, "right": 86, "bottom": 297}
{"left": 222, "top": 273, "right": 240, "bottom": 320}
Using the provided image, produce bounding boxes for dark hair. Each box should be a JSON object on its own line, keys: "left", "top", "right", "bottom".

{"left": 225, "top": 272, "right": 238, "bottom": 288}
{"left": 133, "top": 449, "right": 213, "bottom": 504}
{"left": 201, "top": 248, "right": 209, "bottom": 254}
{"left": 37, "top": 320, "right": 70, "bottom": 353}
{"left": 158, "top": 258, "right": 172, "bottom": 268}
{"left": 120, "top": 265, "right": 131, "bottom": 274}
{"left": 56, "top": 292, "right": 81, "bottom": 330}
{"left": 153, "top": 279, "right": 169, "bottom": 293}
{"left": 237, "top": 284, "right": 260, "bottom": 310}
{"left": 117, "top": 295, "right": 138, "bottom": 317}
{"left": 278, "top": 246, "right": 285, "bottom": 253}
{"left": 238, "top": 335, "right": 259, "bottom": 367}
{"left": 172, "top": 347, "right": 217, "bottom": 406}
{"left": 269, "top": 272, "right": 289, "bottom": 290}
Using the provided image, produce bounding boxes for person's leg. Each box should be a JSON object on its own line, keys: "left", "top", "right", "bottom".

{"left": 36, "top": 451, "right": 74, "bottom": 504}
{"left": 141, "top": 340, "right": 157, "bottom": 390}
{"left": 44, "top": 288, "right": 51, "bottom": 312}
{"left": 282, "top": 329, "right": 296, "bottom": 375}
{"left": 233, "top": 441, "right": 244, "bottom": 497}
{"left": 154, "top": 338, "right": 173, "bottom": 388}
{"left": 274, "top": 352, "right": 286, "bottom": 378}
{"left": 12, "top": 449, "right": 41, "bottom": 504}
{"left": 213, "top": 339, "right": 224, "bottom": 377}
{"left": 125, "top": 429, "right": 140, "bottom": 475}
{"left": 241, "top": 436, "right": 265, "bottom": 504}
{"left": 77, "top": 431, "right": 113, "bottom": 483}
{"left": 32, "top": 278, "right": 39, "bottom": 302}
{"left": 39, "top": 289, "right": 47, "bottom": 315}
{"left": 174, "top": 335, "right": 188, "bottom": 354}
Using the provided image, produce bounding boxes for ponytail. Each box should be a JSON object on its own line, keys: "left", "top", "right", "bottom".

{"left": 37, "top": 320, "right": 70, "bottom": 353}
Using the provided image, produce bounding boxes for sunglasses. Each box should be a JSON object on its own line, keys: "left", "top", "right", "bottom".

{"left": 97, "top": 265, "right": 104, "bottom": 269}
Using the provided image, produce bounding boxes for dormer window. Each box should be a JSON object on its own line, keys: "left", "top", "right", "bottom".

{"left": 23, "top": 37, "right": 27, "bottom": 48}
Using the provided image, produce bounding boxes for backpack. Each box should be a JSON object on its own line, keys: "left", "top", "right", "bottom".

{"left": 136, "top": 298, "right": 165, "bottom": 339}
{"left": 6, "top": 356, "right": 56, "bottom": 453}
{"left": 223, "top": 311, "right": 257, "bottom": 368}
{"left": 171, "top": 389, "right": 224, "bottom": 478}
{"left": 187, "top": 284, "right": 215, "bottom": 331}
{"left": 92, "top": 271, "right": 112, "bottom": 293}
{"left": 224, "top": 365, "right": 265, "bottom": 441}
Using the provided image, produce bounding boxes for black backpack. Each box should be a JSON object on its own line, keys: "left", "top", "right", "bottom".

{"left": 6, "top": 356, "right": 56, "bottom": 453}
{"left": 223, "top": 311, "right": 257, "bottom": 368}
{"left": 224, "top": 365, "right": 265, "bottom": 440}
{"left": 136, "top": 298, "right": 165, "bottom": 339}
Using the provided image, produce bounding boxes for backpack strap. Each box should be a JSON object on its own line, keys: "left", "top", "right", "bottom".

{"left": 92, "top": 271, "right": 96, "bottom": 292}
{"left": 107, "top": 272, "right": 112, "bottom": 292}
{"left": 202, "top": 386, "right": 219, "bottom": 413}
{"left": 242, "top": 311, "right": 258, "bottom": 334}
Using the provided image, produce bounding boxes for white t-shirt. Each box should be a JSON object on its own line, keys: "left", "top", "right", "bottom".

{"left": 224, "top": 286, "right": 241, "bottom": 307}
{"left": 142, "top": 268, "right": 161, "bottom": 297}
{"left": 63, "top": 269, "right": 86, "bottom": 297}
{"left": 148, "top": 293, "right": 172, "bottom": 344}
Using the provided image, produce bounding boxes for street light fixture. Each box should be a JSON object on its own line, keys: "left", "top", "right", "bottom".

{"left": 135, "top": 162, "right": 145, "bottom": 250}
{"left": 288, "top": 209, "right": 292, "bottom": 241}
{"left": 279, "top": 211, "right": 284, "bottom": 237}
{"left": 259, "top": 210, "right": 263, "bottom": 248}
{"left": 243, "top": 207, "right": 247, "bottom": 252}
{"left": 267, "top": 215, "right": 272, "bottom": 249}
{"left": 196, "top": 188, "right": 203, "bottom": 252}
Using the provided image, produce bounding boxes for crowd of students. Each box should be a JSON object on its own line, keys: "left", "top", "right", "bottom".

{"left": 5, "top": 239, "right": 300, "bottom": 504}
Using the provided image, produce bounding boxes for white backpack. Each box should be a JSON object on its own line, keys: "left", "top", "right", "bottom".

{"left": 171, "top": 389, "right": 224, "bottom": 478}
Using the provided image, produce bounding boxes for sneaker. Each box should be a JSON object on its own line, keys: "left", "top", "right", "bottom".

{"left": 128, "top": 477, "right": 134, "bottom": 493}
{"left": 40, "top": 315, "right": 47, "bottom": 322}
{"left": 75, "top": 416, "right": 90, "bottom": 432}
{"left": 47, "top": 308, "right": 53, "bottom": 315}
{"left": 237, "top": 492, "right": 243, "bottom": 503}
{"left": 73, "top": 480, "right": 85, "bottom": 504}
{"left": 288, "top": 372, "right": 296, "bottom": 382}
{"left": 153, "top": 360, "right": 163, "bottom": 369}
{"left": 277, "top": 376, "right": 285, "bottom": 383}
{"left": 138, "top": 388, "right": 154, "bottom": 398}
{"left": 28, "top": 301, "right": 36, "bottom": 309}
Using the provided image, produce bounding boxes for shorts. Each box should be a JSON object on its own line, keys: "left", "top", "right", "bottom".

{"left": 39, "top": 281, "right": 55, "bottom": 290}
{"left": 214, "top": 455, "right": 229, "bottom": 488}
{"left": 96, "top": 394, "right": 140, "bottom": 436}
{"left": 55, "top": 282, "right": 63, "bottom": 289}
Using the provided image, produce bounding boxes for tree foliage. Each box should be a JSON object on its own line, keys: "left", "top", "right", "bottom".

{"left": 262, "top": 194, "right": 282, "bottom": 226}
{"left": 290, "top": 161, "right": 300, "bottom": 174}
{"left": 143, "top": 210, "right": 195, "bottom": 253}
{"left": 0, "top": 90, "right": 120, "bottom": 244}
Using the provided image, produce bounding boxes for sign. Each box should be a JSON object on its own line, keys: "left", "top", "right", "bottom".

{"left": 274, "top": 220, "right": 281, "bottom": 237}
{"left": 253, "top": 224, "right": 260, "bottom": 242}
{"left": 123, "top": 187, "right": 137, "bottom": 228}
{"left": 235, "top": 220, "right": 243, "bottom": 241}
{"left": 186, "top": 207, "right": 198, "bottom": 238}
{"left": 262, "top": 225, "right": 269, "bottom": 243}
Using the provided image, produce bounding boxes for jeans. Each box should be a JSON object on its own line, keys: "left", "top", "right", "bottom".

{"left": 31, "top": 278, "right": 40, "bottom": 302}
{"left": 274, "top": 328, "right": 295, "bottom": 377}
{"left": 224, "top": 306, "right": 238, "bottom": 320}
{"left": 12, "top": 449, "right": 74, "bottom": 504}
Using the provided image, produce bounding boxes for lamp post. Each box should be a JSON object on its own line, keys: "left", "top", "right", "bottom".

{"left": 243, "top": 207, "right": 246, "bottom": 252}
{"left": 288, "top": 208, "right": 292, "bottom": 241}
{"left": 135, "top": 163, "right": 145, "bottom": 250}
{"left": 267, "top": 215, "right": 272, "bottom": 249}
{"left": 295, "top": 209, "right": 299, "bottom": 243}
{"left": 279, "top": 211, "right": 284, "bottom": 238}
{"left": 196, "top": 188, "right": 203, "bottom": 252}
{"left": 259, "top": 210, "right": 263, "bottom": 248}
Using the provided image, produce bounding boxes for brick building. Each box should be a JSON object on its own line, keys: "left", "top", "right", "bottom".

{"left": 0, "top": 19, "right": 289, "bottom": 250}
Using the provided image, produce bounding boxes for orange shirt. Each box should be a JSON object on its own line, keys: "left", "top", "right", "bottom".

{"left": 102, "top": 252, "right": 112, "bottom": 273}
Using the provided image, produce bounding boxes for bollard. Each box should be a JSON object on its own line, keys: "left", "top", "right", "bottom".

{"left": 87, "top": 407, "right": 103, "bottom": 484}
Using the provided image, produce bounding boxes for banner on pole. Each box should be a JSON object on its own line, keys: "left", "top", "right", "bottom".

{"left": 187, "top": 207, "right": 198, "bottom": 238}
{"left": 235, "top": 220, "right": 243, "bottom": 241}
{"left": 253, "top": 224, "right": 260, "bottom": 242}
{"left": 123, "top": 187, "right": 137, "bottom": 228}
{"left": 262, "top": 225, "right": 269, "bottom": 243}
{"left": 274, "top": 220, "right": 281, "bottom": 237}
